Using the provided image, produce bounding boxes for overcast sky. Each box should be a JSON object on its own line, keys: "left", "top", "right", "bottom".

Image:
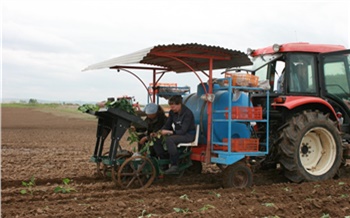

{"left": 2, "top": 0, "right": 350, "bottom": 104}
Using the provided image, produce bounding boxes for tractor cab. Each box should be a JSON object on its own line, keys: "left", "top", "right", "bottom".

{"left": 246, "top": 43, "right": 350, "bottom": 127}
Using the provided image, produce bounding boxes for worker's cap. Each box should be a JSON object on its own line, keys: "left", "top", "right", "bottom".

{"left": 144, "top": 103, "right": 158, "bottom": 115}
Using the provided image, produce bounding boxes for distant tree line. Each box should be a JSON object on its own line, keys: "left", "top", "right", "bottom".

{"left": 28, "top": 99, "right": 38, "bottom": 104}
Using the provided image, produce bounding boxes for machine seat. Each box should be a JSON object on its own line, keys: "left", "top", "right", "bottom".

{"left": 177, "top": 125, "right": 199, "bottom": 147}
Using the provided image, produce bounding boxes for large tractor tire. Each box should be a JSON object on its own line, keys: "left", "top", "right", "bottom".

{"left": 278, "top": 110, "right": 343, "bottom": 183}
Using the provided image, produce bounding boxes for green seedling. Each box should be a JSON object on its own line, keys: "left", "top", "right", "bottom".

{"left": 20, "top": 176, "right": 36, "bottom": 195}
{"left": 209, "top": 191, "right": 221, "bottom": 198}
{"left": 54, "top": 178, "right": 76, "bottom": 194}
{"left": 283, "top": 187, "right": 292, "bottom": 192}
{"left": 338, "top": 181, "right": 345, "bottom": 185}
{"left": 179, "top": 194, "right": 190, "bottom": 201}
{"left": 138, "top": 209, "right": 156, "bottom": 218}
{"left": 199, "top": 204, "right": 215, "bottom": 211}
{"left": 263, "top": 216, "right": 280, "bottom": 218}
{"left": 173, "top": 207, "right": 190, "bottom": 213}
{"left": 340, "top": 194, "right": 349, "bottom": 198}
{"left": 320, "top": 213, "right": 330, "bottom": 218}
{"left": 262, "top": 203, "right": 275, "bottom": 207}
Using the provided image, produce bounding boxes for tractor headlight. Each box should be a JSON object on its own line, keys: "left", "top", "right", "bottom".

{"left": 272, "top": 44, "right": 281, "bottom": 52}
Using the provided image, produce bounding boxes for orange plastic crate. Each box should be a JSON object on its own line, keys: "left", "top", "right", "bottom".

{"left": 217, "top": 138, "right": 259, "bottom": 152}
{"left": 224, "top": 73, "right": 259, "bottom": 87}
{"left": 224, "top": 106, "right": 262, "bottom": 120}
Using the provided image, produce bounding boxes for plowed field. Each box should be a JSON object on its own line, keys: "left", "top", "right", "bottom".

{"left": 2, "top": 107, "right": 350, "bottom": 217}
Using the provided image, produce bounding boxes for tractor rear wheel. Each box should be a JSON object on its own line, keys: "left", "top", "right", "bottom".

{"left": 278, "top": 111, "right": 343, "bottom": 183}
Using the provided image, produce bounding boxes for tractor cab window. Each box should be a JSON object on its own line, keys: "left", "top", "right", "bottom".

{"left": 252, "top": 54, "right": 283, "bottom": 92}
{"left": 287, "top": 54, "right": 316, "bottom": 94}
{"left": 323, "top": 53, "right": 350, "bottom": 103}
{"left": 274, "top": 60, "right": 286, "bottom": 92}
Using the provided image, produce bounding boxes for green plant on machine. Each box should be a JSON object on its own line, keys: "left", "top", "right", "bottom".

{"left": 127, "top": 128, "right": 140, "bottom": 145}
{"left": 77, "top": 104, "right": 99, "bottom": 113}
{"left": 78, "top": 98, "right": 135, "bottom": 114}
{"left": 54, "top": 178, "right": 76, "bottom": 194}
{"left": 139, "top": 131, "right": 165, "bottom": 154}
{"left": 127, "top": 128, "right": 167, "bottom": 155}
{"left": 107, "top": 98, "right": 136, "bottom": 114}
{"left": 20, "top": 176, "right": 36, "bottom": 195}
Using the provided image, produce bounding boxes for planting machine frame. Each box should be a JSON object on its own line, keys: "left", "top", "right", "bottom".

{"left": 84, "top": 43, "right": 350, "bottom": 189}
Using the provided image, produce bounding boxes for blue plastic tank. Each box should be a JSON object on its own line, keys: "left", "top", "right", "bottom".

{"left": 184, "top": 83, "right": 251, "bottom": 144}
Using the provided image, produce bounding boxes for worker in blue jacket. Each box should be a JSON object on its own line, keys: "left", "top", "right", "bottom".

{"left": 154, "top": 95, "right": 196, "bottom": 174}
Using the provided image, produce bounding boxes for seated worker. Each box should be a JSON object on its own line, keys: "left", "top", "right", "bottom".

{"left": 276, "top": 69, "right": 285, "bottom": 93}
{"left": 154, "top": 95, "right": 196, "bottom": 174}
{"left": 138, "top": 103, "right": 167, "bottom": 156}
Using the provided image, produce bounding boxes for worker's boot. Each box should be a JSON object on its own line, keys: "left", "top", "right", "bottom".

{"left": 164, "top": 165, "right": 179, "bottom": 174}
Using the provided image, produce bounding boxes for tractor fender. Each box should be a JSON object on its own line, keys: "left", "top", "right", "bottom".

{"left": 272, "top": 96, "right": 338, "bottom": 119}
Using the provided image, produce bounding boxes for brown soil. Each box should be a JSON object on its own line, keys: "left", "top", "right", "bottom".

{"left": 2, "top": 107, "right": 350, "bottom": 217}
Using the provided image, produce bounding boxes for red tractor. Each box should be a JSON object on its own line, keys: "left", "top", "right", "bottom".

{"left": 245, "top": 42, "right": 350, "bottom": 182}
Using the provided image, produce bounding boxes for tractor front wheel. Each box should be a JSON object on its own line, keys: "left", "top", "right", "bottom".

{"left": 278, "top": 111, "right": 343, "bottom": 183}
